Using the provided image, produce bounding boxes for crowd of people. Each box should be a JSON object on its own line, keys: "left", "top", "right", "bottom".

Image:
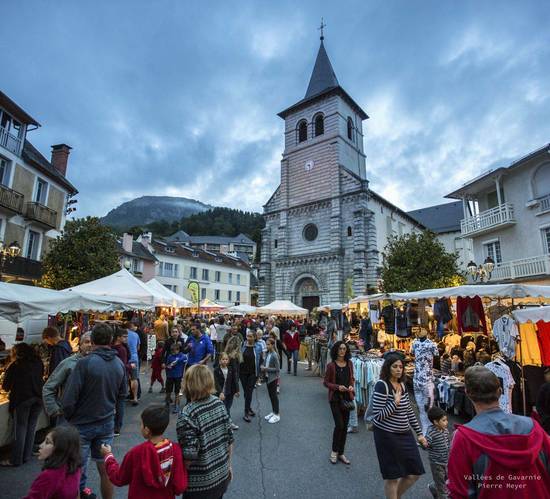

{"left": 1, "top": 311, "right": 550, "bottom": 498}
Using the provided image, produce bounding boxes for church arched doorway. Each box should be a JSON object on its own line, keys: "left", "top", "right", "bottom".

{"left": 294, "top": 276, "right": 320, "bottom": 311}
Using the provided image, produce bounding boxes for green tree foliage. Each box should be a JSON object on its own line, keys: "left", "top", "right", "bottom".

{"left": 40, "top": 217, "right": 120, "bottom": 289}
{"left": 380, "top": 231, "right": 465, "bottom": 293}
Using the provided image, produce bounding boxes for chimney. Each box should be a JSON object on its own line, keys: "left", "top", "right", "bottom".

{"left": 50, "top": 144, "right": 72, "bottom": 176}
{"left": 122, "top": 233, "right": 133, "bottom": 253}
{"left": 140, "top": 232, "right": 153, "bottom": 247}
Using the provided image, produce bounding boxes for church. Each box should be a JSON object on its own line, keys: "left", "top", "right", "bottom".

{"left": 258, "top": 35, "right": 424, "bottom": 308}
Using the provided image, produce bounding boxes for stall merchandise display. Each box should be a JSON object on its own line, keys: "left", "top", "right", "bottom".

{"left": 485, "top": 358, "right": 515, "bottom": 414}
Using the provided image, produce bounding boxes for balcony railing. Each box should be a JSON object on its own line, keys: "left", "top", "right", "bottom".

{"left": 460, "top": 203, "right": 516, "bottom": 237}
{"left": 491, "top": 254, "right": 550, "bottom": 281}
{"left": 0, "top": 184, "right": 24, "bottom": 213}
{"left": 0, "top": 126, "right": 22, "bottom": 156}
{"left": 25, "top": 202, "right": 57, "bottom": 230}
{"left": 158, "top": 270, "right": 178, "bottom": 278}
{"left": 539, "top": 194, "right": 550, "bottom": 214}
{"left": 2, "top": 256, "right": 43, "bottom": 281}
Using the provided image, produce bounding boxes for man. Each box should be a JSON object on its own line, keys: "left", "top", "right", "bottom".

{"left": 126, "top": 321, "right": 141, "bottom": 406}
{"left": 448, "top": 365, "right": 550, "bottom": 498}
{"left": 154, "top": 315, "right": 169, "bottom": 341}
{"left": 267, "top": 318, "right": 280, "bottom": 340}
{"left": 61, "top": 324, "right": 127, "bottom": 499}
{"left": 43, "top": 331, "right": 92, "bottom": 424}
{"left": 222, "top": 325, "right": 244, "bottom": 351}
{"left": 42, "top": 326, "right": 73, "bottom": 377}
{"left": 185, "top": 321, "right": 214, "bottom": 367}
{"left": 162, "top": 326, "right": 187, "bottom": 365}
{"left": 111, "top": 328, "right": 130, "bottom": 436}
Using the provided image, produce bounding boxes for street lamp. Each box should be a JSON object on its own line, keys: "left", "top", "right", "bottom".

{"left": 467, "top": 257, "right": 495, "bottom": 283}
{"left": 123, "top": 258, "right": 132, "bottom": 271}
{"left": 0, "top": 240, "right": 21, "bottom": 281}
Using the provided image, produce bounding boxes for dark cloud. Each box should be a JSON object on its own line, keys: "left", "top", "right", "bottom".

{"left": 1, "top": 0, "right": 549, "bottom": 217}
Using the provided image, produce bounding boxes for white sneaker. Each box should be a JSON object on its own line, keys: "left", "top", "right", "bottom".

{"left": 268, "top": 414, "right": 280, "bottom": 424}
{"left": 264, "top": 412, "right": 274, "bottom": 421}
{"left": 276, "top": 387, "right": 280, "bottom": 394}
{"left": 230, "top": 423, "right": 239, "bottom": 430}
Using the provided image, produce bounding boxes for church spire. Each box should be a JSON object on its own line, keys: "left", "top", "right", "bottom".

{"left": 304, "top": 23, "right": 339, "bottom": 99}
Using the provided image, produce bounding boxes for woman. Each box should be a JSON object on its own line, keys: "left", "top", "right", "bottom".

{"left": 1, "top": 343, "right": 44, "bottom": 467}
{"left": 323, "top": 341, "right": 355, "bottom": 465}
{"left": 261, "top": 338, "right": 280, "bottom": 423}
{"left": 177, "top": 365, "right": 234, "bottom": 499}
{"left": 283, "top": 325, "right": 300, "bottom": 376}
{"left": 371, "top": 354, "right": 427, "bottom": 499}
{"left": 239, "top": 330, "right": 262, "bottom": 423}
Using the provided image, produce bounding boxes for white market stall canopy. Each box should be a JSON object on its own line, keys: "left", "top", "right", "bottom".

{"left": 199, "top": 299, "right": 226, "bottom": 310}
{"left": 257, "top": 300, "right": 308, "bottom": 316}
{"left": 224, "top": 304, "right": 257, "bottom": 315}
{"left": 0, "top": 281, "right": 120, "bottom": 322}
{"left": 513, "top": 306, "right": 550, "bottom": 324}
{"left": 350, "top": 284, "right": 550, "bottom": 303}
{"left": 65, "top": 269, "right": 159, "bottom": 309}
{"left": 145, "top": 279, "right": 193, "bottom": 308}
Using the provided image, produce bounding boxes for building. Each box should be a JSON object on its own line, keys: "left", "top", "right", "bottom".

{"left": 166, "top": 230, "right": 257, "bottom": 262}
{"left": 445, "top": 143, "right": 550, "bottom": 284}
{"left": 152, "top": 239, "right": 251, "bottom": 306}
{"left": 408, "top": 201, "right": 473, "bottom": 266}
{"left": 116, "top": 232, "right": 157, "bottom": 281}
{"left": 259, "top": 38, "right": 423, "bottom": 308}
{"left": 0, "top": 91, "right": 78, "bottom": 284}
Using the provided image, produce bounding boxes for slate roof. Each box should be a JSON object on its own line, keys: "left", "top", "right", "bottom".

{"left": 165, "top": 230, "right": 190, "bottom": 242}
{"left": 407, "top": 201, "right": 463, "bottom": 234}
{"left": 278, "top": 41, "right": 368, "bottom": 120}
{"left": 116, "top": 240, "right": 157, "bottom": 262}
{"left": 22, "top": 140, "right": 78, "bottom": 194}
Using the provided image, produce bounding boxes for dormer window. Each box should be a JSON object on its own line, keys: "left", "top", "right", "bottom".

{"left": 192, "top": 251, "right": 199, "bottom": 258}
{"left": 297, "top": 120, "right": 308, "bottom": 143}
{"left": 314, "top": 114, "right": 324, "bottom": 136}
{"left": 165, "top": 246, "right": 175, "bottom": 253}
{"left": 347, "top": 117, "right": 354, "bottom": 141}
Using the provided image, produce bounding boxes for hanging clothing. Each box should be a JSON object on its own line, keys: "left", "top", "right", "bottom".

{"left": 417, "top": 299, "right": 431, "bottom": 328}
{"left": 536, "top": 321, "right": 550, "bottom": 366}
{"left": 395, "top": 308, "right": 409, "bottom": 338}
{"left": 517, "top": 323, "right": 542, "bottom": 366}
{"left": 486, "top": 360, "right": 515, "bottom": 414}
{"left": 456, "top": 296, "right": 487, "bottom": 333}
{"left": 411, "top": 338, "right": 439, "bottom": 435}
{"left": 406, "top": 303, "right": 419, "bottom": 329}
{"left": 381, "top": 305, "right": 395, "bottom": 333}
{"left": 433, "top": 299, "right": 453, "bottom": 324}
{"left": 492, "top": 315, "right": 519, "bottom": 359}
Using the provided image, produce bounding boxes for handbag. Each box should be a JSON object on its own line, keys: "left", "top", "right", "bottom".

{"left": 340, "top": 398, "right": 355, "bottom": 411}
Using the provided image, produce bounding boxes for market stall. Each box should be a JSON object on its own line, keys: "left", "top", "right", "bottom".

{"left": 257, "top": 300, "right": 308, "bottom": 316}
{"left": 224, "top": 304, "right": 257, "bottom": 315}
{"left": 145, "top": 278, "right": 193, "bottom": 308}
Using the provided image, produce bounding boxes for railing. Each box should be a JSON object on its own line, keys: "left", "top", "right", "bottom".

{"left": 491, "top": 255, "right": 550, "bottom": 281}
{"left": 158, "top": 270, "right": 178, "bottom": 278}
{"left": 460, "top": 203, "right": 516, "bottom": 236}
{"left": 539, "top": 194, "right": 550, "bottom": 214}
{"left": 0, "top": 184, "right": 24, "bottom": 213}
{"left": 0, "top": 126, "right": 22, "bottom": 155}
{"left": 25, "top": 202, "right": 57, "bottom": 229}
{"left": 3, "top": 257, "right": 43, "bottom": 280}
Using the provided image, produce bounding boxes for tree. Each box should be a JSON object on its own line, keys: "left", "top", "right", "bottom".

{"left": 380, "top": 231, "right": 465, "bottom": 293}
{"left": 40, "top": 217, "right": 121, "bottom": 289}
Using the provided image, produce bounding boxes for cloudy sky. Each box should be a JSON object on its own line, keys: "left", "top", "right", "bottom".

{"left": 2, "top": 1, "right": 550, "bottom": 218}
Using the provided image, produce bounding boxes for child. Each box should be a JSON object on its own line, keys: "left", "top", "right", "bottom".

{"left": 165, "top": 343, "right": 187, "bottom": 413}
{"left": 214, "top": 352, "right": 240, "bottom": 430}
{"left": 426, "top": 406, "right": 451, "bottom": 499}
{"left": 150, "top": 341, "right": 165, "bottom": 393}
{"left": 101, "top": 405, "right": 187, "bottom": 499}
{"left": 24, "top": 425, "right": 81, "bottom": 499}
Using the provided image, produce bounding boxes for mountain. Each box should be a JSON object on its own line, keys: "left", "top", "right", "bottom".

{"left": 101, "top": 196, "right": 212, "bottom": 228}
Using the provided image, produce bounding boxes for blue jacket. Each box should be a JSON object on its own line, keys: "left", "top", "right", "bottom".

{"left": 185, "top": 334, "right": 214, "bottom": 366}
{"left": 241, "top": 342, "right": 263, "bottom": 377}
{"left": 166, "top": 353, "right": 187, "bottom": 379}
{"left": 127, "top": 329, "right": 140, "bottom": 364}
{"left": 61, "top": 347, "right": 127, "bottom": 426}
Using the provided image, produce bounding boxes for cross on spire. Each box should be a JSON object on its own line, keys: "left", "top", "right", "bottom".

{"left": 318, "top": 18, "right": 326, "bottom": 41}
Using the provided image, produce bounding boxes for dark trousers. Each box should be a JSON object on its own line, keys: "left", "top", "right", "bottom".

{"left": 223, "top": 394, "right": 234, "bottom": 418}
{"left": 114, "top": 397, "right": 125, "bottom": 433}
{"left": 267, "top": 380, "right": 279, "bottom": 414}
{"left": 329, "top": 400, "right": 350, "bottom": 454}
{"left": 286, "top": 350, "right": 298, "bottom": 375}
{"left": 240, "top": 372, "right": 256, "bottom": 414}
{"left": 12, "top": 397, "right": 42, "bottom": 466}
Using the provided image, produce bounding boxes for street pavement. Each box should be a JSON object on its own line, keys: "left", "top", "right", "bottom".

{"left": 1, "top": 363, "right": 436, "bottom": 498}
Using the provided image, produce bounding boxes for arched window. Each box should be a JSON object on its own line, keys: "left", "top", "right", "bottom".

{"left": 314, "top": 114, "right": 324, "bottom": 137}
{"left": 347, "top": 226, "right": 352, "bottom": 237}
{"left": 297, "top": 120, "right": 308, "bottom": 143}
{"left": 347, "top": 117, "right": 354, "bottom": 141}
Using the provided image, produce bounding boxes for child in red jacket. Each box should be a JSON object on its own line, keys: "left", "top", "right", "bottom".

{"left": 101, "top": 405, "right": 187, "bottom": 499}
{"left": 149, "top": 341, "right": 165, "bottom": 393}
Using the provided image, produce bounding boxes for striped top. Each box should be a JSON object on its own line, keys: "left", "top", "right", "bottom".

{"left": 176, "top": 395, "right": 234, "bottom": 492}
{"left": 371, "top": 380, "right": 422, "bottom": 435}
{"left": 426, "top": 425, "right": 451, "bottom": 465}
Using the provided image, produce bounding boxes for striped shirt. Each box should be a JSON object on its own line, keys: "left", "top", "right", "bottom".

{"left": 426, "top": 425, "right": 450, "bottom": 465}
{"left": 371, "top": 380, "right": 422, "bottom": 435}
{"left": 176, "top": 395, "right": 234, "bottom": 492}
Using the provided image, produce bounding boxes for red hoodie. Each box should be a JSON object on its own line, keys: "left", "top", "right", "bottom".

{"left": 448, "top": 420, "right": 550, "bottom": 498}
{"left": 283, "top": 331, "right": 300, "bottom": 351}
{"left": 104, "top": 439, "right": 187, "bottom": 498}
